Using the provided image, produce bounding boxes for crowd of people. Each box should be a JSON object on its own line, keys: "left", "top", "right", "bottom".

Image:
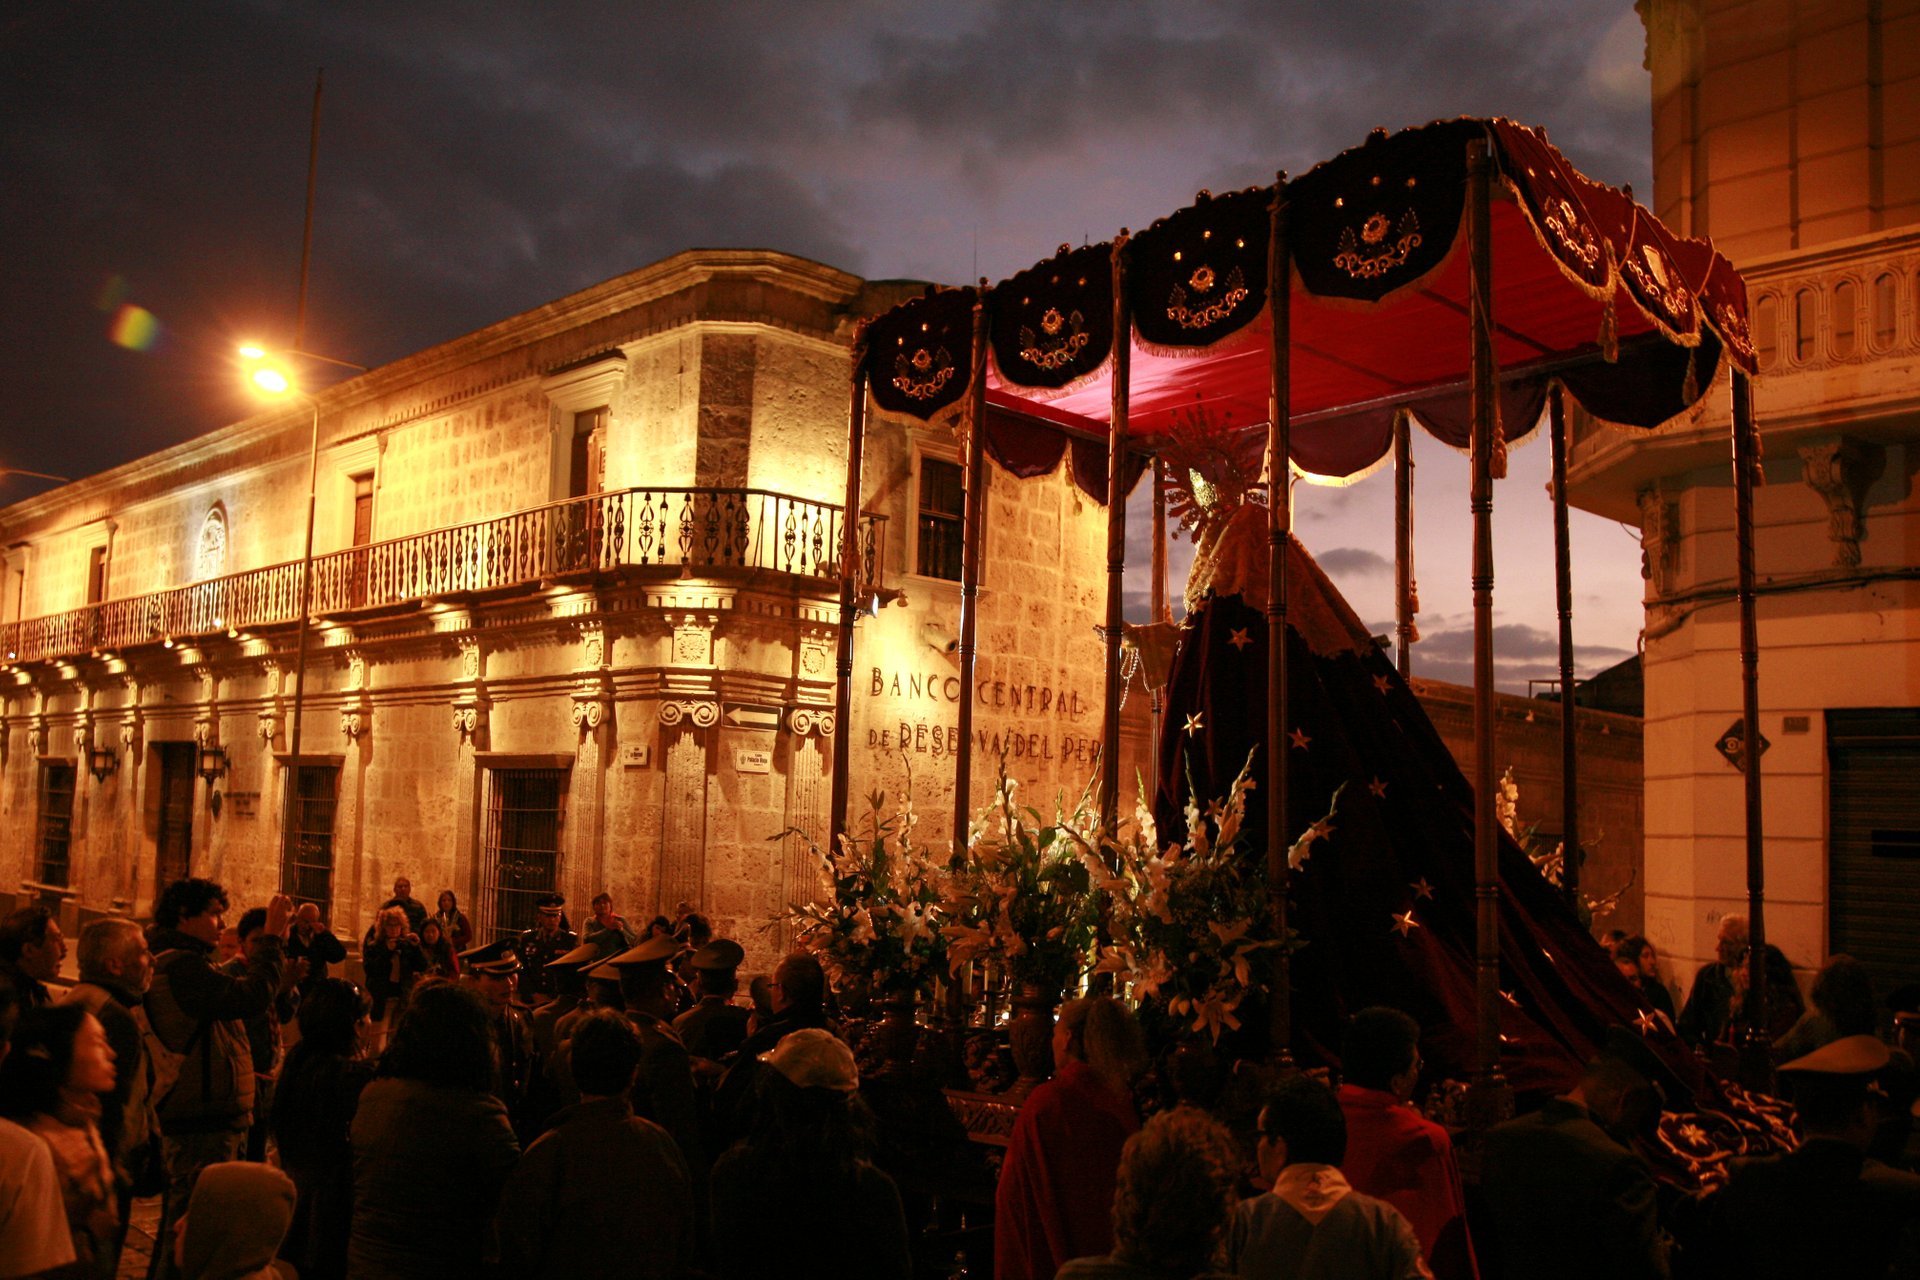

{"left": 3, "top": 888, "right": 1918, "bottom": 1280}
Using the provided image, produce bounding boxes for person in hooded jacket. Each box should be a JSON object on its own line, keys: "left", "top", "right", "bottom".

{"left": 172, "top": 1161, "right": 296, "bottom": 1280}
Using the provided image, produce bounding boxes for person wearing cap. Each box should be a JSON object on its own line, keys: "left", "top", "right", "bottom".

{"left": 1478, "top": 1037, "right": 1671, "bottom": 1280}
{"left": 532, "top": 942, "right": 598, "bottom": 1060}
{"left": 673, "top": 939, "right": 750, "bottom": 1064}
{"left": 512, "top": 895, "right": 578, "bottom": 1006}
{"left": 710, "top": 1029, "right": 910, "bottom": 1280}
{"left": 495, "top": 1009, "right": 692, "bottom": 1280}
{"left": 589, "top": 935, "right": 705, "bottom": 1180}
{"left": 1694, "top": 1035, "right": 1920, "bottom": 1279}
{"left": 460, "top": 939, "right": 538, "bottom": 1137}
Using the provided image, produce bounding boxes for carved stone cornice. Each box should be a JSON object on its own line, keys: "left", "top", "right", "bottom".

{"left": 785, "top": 707, "right": 836, "bottom": 737}
{"left": 1637, "top": 485, "right": 1680, "bottom": 598}
{"left": 657, "top": 699, "right": 719, "bottom": 730}
{"left": 1798, "top": 437, "right": 1884, "bottom": 569}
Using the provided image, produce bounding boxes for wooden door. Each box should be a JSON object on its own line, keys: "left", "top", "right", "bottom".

{"left": 155, "top": 743, "right": 195, "bottom": 889}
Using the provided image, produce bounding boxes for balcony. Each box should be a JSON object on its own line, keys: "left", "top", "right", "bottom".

{"left": 3, "top": 487, "right": 886, "bottom": 666}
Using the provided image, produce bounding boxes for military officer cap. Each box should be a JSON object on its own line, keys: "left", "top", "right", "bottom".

{"left": 534, "top": 893, "right": 566, "bottom": 916}
{"left": 600, "top": 934, "right": 680, "bottom": 968}
{"left": 691, "top": 939, "right": 745, "bottom": 972}
{"left": 1779, "top": 1033, "right": 1893, "bottom": 1076}
{"left": 546, "top": 941, "right": 603, "bottom": 969}
{"left": 459, "top": 937, "right": 521, "bottom": 976}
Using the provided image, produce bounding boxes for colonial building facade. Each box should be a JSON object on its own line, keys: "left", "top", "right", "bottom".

{"left": 1571, "top": 0, "right": 1920, "bottom": 997}
{"left": 0, "top": 250, "right": 1146, "bottom": 965}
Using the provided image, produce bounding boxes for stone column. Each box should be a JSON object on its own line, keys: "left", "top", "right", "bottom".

{"left": 780, "top": 707, "right": 834, "bottom": 951}
{"left": 569, "top": 622, "right": 612, "bottom": 910}
{"left": 450, "top": 633, "right": 490, "bottom": 904}
{"left": 656, "top": 698, "right": 716, "bottom": 917}
{"left": 118, "top": 680, "right": 145, "bottom": 912}
{"left": 334, "top": 649, "right": 370, "bottom": 936}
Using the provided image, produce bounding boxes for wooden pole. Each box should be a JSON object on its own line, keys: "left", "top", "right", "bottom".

{"left": 1099, "top": 242, "right": 1132, "bottom": 835}
{"left": 1393, "top": 410, "right": 1414, "bottom": 678}
{"left": 1266, "top": 176, "right": 1295, "bottom": 1065}
{"left": 829, "top": 367, "right": 869, "bottom": 850}
{"left": 1731, "top": 369, "right": 1772, "bottom": 1088}
{"left": 1149, "top": 456, "right": 1170, "bottom": 791}
{"left": 1550, "top": 384, "right": 1582, "bottom": 913}
{"left": 1466, "top": 137, "right": 1510, "bottom": 1127}
{"left": 953, "top": 288, "right": 991, "bottom": 860}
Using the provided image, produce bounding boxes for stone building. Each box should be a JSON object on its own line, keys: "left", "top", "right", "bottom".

{"left": 0, "top": 249, "right": 1144, "bottom": 965}
{"left": 1570, "top": 0, "right": 1920, "bottom": 999}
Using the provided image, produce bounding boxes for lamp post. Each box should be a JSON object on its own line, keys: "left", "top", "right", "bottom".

{"left": 241, "top": 345, "right": 364, "bottom": 900}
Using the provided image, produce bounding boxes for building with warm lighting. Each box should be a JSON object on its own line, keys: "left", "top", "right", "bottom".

{"left": 1569, "top": 0, "right": 1920, "bottom": 1000}
{"left": 0, "top": 250, "right": 1147, "bottom": 963}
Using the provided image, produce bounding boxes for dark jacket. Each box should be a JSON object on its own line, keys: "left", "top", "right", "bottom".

{"left": 673, "top": 998, "right": 749, "bottom": 1062}
{"left": 361, "top": 937, "right": 428, "bottom": 1020}
{"left": 710, "top": 1145, "right": 909, "bottom": 1280}
{"left": 61, "top": 977, "right": 155, "bottom": 1172}
{"left": 1478, "top": 1098, "right": 1668, "bottom": 1280}
{"left": 1694, "top": 1137, "right": 1920, "bottom": 1279}
{"left": 286, "top": 925, "right": 346, "bottom": 1003}
{"left": 495, "top": 1097, "right": 692, "bottom": 1280}
{"left": 272, "top": 1049, "right": 374, "bottom": 1280}
{"left": 348, "top": 1077, "right": 518, "bottom": 1280}
{"left": 143, "top": 926, "right": 285, "bottom": 1133}
{"left": 625, "top": 1011, "right": 705, "bottom": 1178}
{"left": 0, "top": 958, "right": 51, "bottom": 1009}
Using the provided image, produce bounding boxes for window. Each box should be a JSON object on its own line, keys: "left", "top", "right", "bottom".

{"left": 86, "top": 546, "right": 108, "bottom": 605}
{"left": 916, "top": 456, "right": 965, "bottom": 581}
{"left": 282, "top": 764, "right": 341, "bottom": 915}
{"left": 348, "top": 474, "right": 374, "bottom": 608}
{"left": 569, "top": 408, "right": 608, "bottom": 500}
{"left": 1753, "top": 295, "right": 1778, "bottom": 370}
{"left": 1832, "top": 281, "right": 1857, "bottom": 358}
{"left": 194, "top": 505, "right": 228, "bottom": 582}
{"left": 1793, "top": 288, "right": 1818, "bottom": 362}
{"left": 480, "top": 768, "right": 567, "bottom": 943}
{"left": 36, "top": 763, "right": 76, "bottom": 887}
{"left": 1872, "top": 273, "right": 1898, "bottom": 348}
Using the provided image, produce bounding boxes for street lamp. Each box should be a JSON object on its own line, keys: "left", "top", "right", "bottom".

{"left": 240, "top": 343, "right": 365, "bottom": 893}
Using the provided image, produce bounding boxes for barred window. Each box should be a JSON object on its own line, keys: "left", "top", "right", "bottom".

{"left": 282, "top": 764, "right": 341, "bottom": 915}
{"left": 916, "top": 456, "right": 964, "bottom": 581}
{"left": 36, "top": 763, "right": 76, "bottom": 887}
{"left": 480, "top": 767, "right": 568, "bottom": 943}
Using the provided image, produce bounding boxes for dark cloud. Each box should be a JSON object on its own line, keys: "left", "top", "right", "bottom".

{"left": 1316, "top": 546, "right": 1392, "bottom": 578}
{"left": 1413, "top": 622, "right": 1630, "bottom": 671}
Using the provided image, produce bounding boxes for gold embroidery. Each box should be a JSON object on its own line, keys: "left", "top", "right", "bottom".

{"left": 1623, "top": 244, "right": 1695, "bottom": 325}
{"left": 893, "top": 346, "right": 956, "bottom": 400}
{"left": 1190, "top": 265, "right": 1216, "bottom": 293}
{"left": 1166, "top": 265, "right": 1249, "bottom": 330}
{"left": 1017, "top": 309, "right": 1091, "bottom": 371}
{"left": 1715, "top": 302, "right": 1756, "bottom": 362}
{"left": 1333, "top": 209, "right": 1422, "bottom": 280}
{"left": 1543, "top": 198, "right": 1601, "bottom": 270}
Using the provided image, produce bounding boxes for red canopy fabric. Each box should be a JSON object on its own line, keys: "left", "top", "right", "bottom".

{"left": 859, "top": 117, "right": 1753, "bottom": 484}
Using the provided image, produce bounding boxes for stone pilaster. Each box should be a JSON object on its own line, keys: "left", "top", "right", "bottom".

{"left": 569, "top": 623, "right": 611, "bottom": 906}
{"left": 779, "top": 706, "right": 835, "bottom": 950}
{"left": 656, "top": 698, "right": 717, "bottom": 915}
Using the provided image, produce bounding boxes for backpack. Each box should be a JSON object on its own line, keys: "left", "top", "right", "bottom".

{"left": 144, "top": 949, "right": 216, "bottom": 1108}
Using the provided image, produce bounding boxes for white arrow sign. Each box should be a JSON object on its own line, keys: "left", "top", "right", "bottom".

{"left": 724, "top": 703, "right": 781, "bottom": 730}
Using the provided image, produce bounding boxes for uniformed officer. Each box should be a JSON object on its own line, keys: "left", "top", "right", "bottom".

{"left": 512, "top": 894, "right": 578, "bottom": 1005}
{"left": 586, "top": 934, "right": 706, "bottom": 1179}
{"left": 672, "top": 938, "right": 750, "bottom": 1063}
{"left": 460, "top": 937, "right": 539, "bottom": 1136}
{"left": 534, "top": 941, "right": 598, "bottom": 1059}
{"left": 1697, "top": 1034, "right": 1920, "bottom": 1277}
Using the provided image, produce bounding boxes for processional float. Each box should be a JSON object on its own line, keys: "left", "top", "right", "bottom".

{"left": 830, "top": 118, "right": 1770, "bottom": 1110}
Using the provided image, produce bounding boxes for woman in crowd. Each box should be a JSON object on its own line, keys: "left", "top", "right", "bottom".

{"left": 349, "top": 981, "right": 519, "bottom": 1280}
{"left": 418, "top": 919, "right": 459, "bottom": 980}
{"left": 995, "top": 995, "right": 1150, "bottom": 1280}
{"left": 710, "top": 1029, "right": 910, "bottom": 1280}
{"left": 0, "top": 1005, "right": 120, "bottom": 1278}
{"left": 173, "top": 1161, "right": 297, "bottom": 1280}
{"left": 271, "top": 979, "right": 373, "bottom": 1280}
{"left": 1058, "top": 1108, "right": 1243, "bottom": 1280}
{"left": 363, "top": 907, "right": 427, "bottom": 1051}
{"left": 434, "top": 891, "right": 473, "bottom": 953}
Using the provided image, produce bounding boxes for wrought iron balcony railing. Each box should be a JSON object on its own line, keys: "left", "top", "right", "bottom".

{"left": 3, "top": 487, "right": 887, "bottom": 666}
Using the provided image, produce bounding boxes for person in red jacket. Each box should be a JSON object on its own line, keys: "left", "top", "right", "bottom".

{"left": 994, "top": 996, "right": 1149, "bottom": 1280}
{"left": 1336, "top": 1006, "right": 1479, "bottom": 1280}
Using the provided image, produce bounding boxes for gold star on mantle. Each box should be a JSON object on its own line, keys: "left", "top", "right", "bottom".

{"left": 1368, "top": 777, "right": 1389, "bottom": 799}
{"left": 1501, "top": 989, "right": 1521, "bottom": 1006}
{"left": 1391, "top": 910, "right": 1420, "bottom": 937}
{"left": 1183, "top": 712, "right": 1205, "bottom": 737}
{"left": 1289, "top": 727, "right": 1311, "bottom": 751}
{"left": 1372, "top": 674, "right": 1392, "bottom": 695}
{"left": 1227, "top": 628, "right": 1252, "bottom": 651}
{"left": 1409, "top": 877, "right": 1434, "bottom": 900}
{"left": 1633, "top": 1009, "right": 1660, "bottom": 1036}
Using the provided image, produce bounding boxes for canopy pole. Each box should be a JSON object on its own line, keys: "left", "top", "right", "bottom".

{"left": 953, "top": 285, "right": 991, "bottom": 861}
{"left": 1466, "top": 137, "right": 1511, "bottom": 1129}
{"left": 829, "top": 365, "right": 869, "bottom": 851}
{"left": 1099, "top": 238, "right": 1132, "bottom": 836}
{"left": 1266, "top": 175, "right": 1295, "bottom": 1066}
{"left": 1394, "top": 410, "right": 1414, "bottom": 678}
{"left": 1550, "top": 384, "right": 1581, "bottom": 913}
{"left": 1150, "top": 456, "right": 1170, "bottom": 791}
{"left": 1732, "top": 369, "right": 1772, "bottom": 1089}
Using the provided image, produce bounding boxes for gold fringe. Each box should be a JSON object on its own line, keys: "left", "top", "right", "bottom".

{"left": 1681, "top": 345, "right": 1699, "bottom": 405}
{"left": 1600, "top": 295, "right": 1619, "bottom": 363}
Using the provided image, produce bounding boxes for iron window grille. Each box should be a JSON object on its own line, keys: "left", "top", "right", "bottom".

{"left": 36, "top": 763, "right": 76, "bottom": 887}
{"left": 282, "top": 765, "right": 342, "bottom": 916}
{"left": 917, "top": 456, "right": 964, "bottom": 581}
{"left": 479, "top": 767, "right": 568, "bottom": 943}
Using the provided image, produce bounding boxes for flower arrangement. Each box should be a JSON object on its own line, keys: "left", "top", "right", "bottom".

{"left": 1096, "top": 755, "right": 1319, "bottom": 1043}
{"left": 1496, "top": 765, "right": 1632, "bottom": 925}
{"left": 781, "top": 785, "right": 947, "bottom": 997}
{"left": 938, "top": 772, "right": 1105, "bottom": 993}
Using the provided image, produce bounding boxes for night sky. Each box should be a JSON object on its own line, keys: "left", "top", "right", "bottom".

{"left": 1, "top": 1, "right": 1658, "bottom": 688}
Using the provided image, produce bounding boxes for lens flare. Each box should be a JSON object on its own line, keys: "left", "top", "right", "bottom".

{"left": 108, "top": 304, "right": 161, "bottom": 351}
{"left": 251, "top": 366, "right": 292, "bottom": 395}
